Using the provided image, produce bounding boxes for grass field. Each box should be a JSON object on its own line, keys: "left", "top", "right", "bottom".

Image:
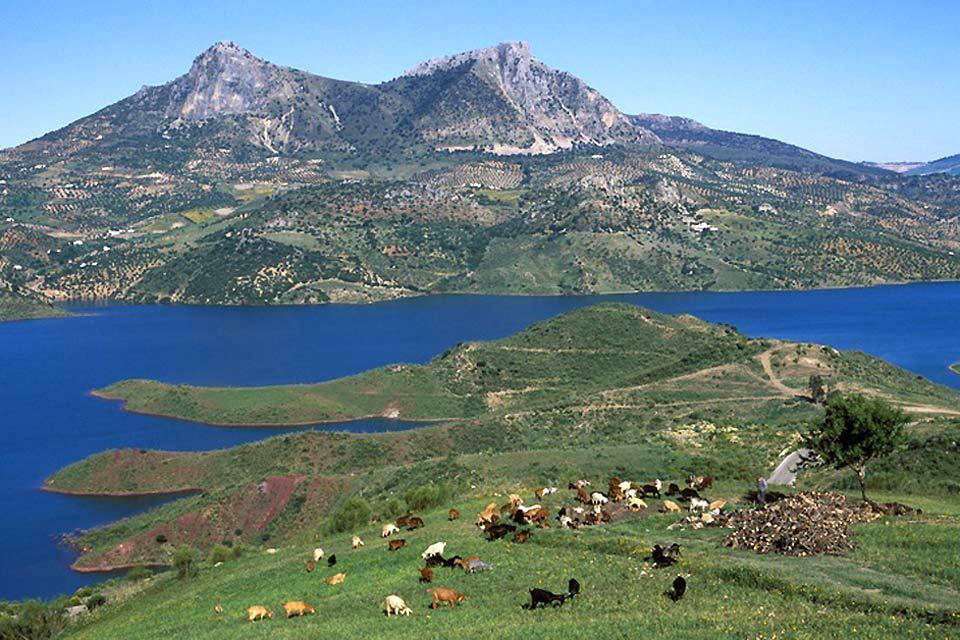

{"left": 61, "top": 489, "right": 960, "bottom": 640}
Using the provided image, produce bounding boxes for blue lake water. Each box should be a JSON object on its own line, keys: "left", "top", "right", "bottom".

{"left": 1, "top": 283, "right": 959, "bottom": 600}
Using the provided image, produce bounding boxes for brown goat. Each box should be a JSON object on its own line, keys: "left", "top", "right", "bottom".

{"left": 448, "top": 508, "right": 460, "bottom": 521}
{"left": 512, "top": 530, "right": 531, "bottom": 543}
{"left": 305, "top": 560, "right": 315, "bottom": 573}
{"left": 388, "top": 539, "right": 406, "bottom": 551}
{"left": 420, "top": 566, "right": 434, "bottom": 583}
{"left": 325, "top": 572, "right": 346, "bottom": 585}
{"left": 246, "top": 605, "right": 273, "bottom": 622}
{"left": 406, "top": 516, "right": 425, "bottom": 530}
{"left": 282, "top": 601, "right": 316, "bottom": 619}
{"left": 429, "top": 587, "right": 466, "bottom": 608}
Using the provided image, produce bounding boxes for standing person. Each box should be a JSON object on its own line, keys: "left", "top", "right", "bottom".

{"left": 756, "top": 476, "right": 768, "bottom": 506}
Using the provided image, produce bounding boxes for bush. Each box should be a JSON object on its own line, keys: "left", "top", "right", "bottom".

{"left": 208, "top": 544, "right": 232, "bottom": 565}
{"left": 86, "top": 594, "right": 106, "bottom": 610}
{"left": 403, "top": 482, "right": 454, "bottom": 512}
{"left": 74, "top": 587, "right": 92, "bottom": 599}
{"left": 232, "top": 542, "right": 247, "bottom": 559}
{"left": 326, "top": 495, "right": 372, "bottom": 534}
{"left": 155, "top": 533, "right": 168, "bottom": 544}
{"left": 172, "top": 545, "right": 199, "bottom": 579}
{"left": 0, "top": 600, "right": 67, "bottom": 639}
{"left": 127, "top": 565, "right": 152, "bottom": 581}
{"left": 379, "top": 496, "right": 407, "bottom": 519}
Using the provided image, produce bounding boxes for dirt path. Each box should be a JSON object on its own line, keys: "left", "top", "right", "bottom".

{"left": 758, "top": 349, "right": 804, "bottom": 397}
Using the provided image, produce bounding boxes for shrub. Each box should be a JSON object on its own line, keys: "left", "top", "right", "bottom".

{"left": 0, "top": 600, "right": 67, "bottom": 639}
{"left": 208, "top": 544, "right": 232, "bottom": 565}
{"left": 379, "top": 496, "right": 407, "bottom": 519}
{"left": 172, "top": 545, "right": 199, "bottom": 579}
{"left": 326, "top": 495, "right": 372, "bottom": 534}
{"left": 232, "top": 542, "right": 247, "bottom": 559}
{"left": 86, "top": 594, "right": 107, "bottom": 610}
{"left": 127, "top": 565, "right": 152, "bottom": 582}
{"left": 155, "top": 533, "right": 168, "bottom": 544}
{"left": 403, "top": 482, "right": 454, "bottom": 512}
{"left": 74, "top": 587, "right": 92, "bottom": 599}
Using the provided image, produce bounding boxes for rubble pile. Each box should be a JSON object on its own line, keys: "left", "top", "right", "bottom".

{"left": 723, "top": 491, "right": 883, "bottom": 556}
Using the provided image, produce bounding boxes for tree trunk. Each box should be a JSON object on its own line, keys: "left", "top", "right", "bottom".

{"left": 856, "top": 464, "right": 868, "bottom": 503}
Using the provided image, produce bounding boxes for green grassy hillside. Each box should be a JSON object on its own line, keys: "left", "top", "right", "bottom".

{"left": 59, "top": 487, "right": 960, "bottom": 640}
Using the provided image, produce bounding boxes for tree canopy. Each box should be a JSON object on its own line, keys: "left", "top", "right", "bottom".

{"left": 803, "top": 392, "right": 907, "bottom": 501}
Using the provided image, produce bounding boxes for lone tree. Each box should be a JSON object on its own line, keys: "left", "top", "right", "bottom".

{"left": 803, "top": 393, "right": 907, "bottom": 502}
{"left": 808, "top": 374, "right": 827, "bottom": 404}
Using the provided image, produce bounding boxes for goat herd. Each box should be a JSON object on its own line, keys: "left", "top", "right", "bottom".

{"left": 233, "top": 473, "right": 718, "bottom": 624}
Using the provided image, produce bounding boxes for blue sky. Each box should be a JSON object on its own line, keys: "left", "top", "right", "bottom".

{"left": 1, "top": 0, "right": 957, "bottom": 161}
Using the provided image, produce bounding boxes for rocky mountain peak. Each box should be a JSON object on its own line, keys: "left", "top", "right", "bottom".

{"left": 402, "top": 41, "right": 531, "bottom": 77}
{"left": 168, "top": 41, "right": 288, "bottom": 120}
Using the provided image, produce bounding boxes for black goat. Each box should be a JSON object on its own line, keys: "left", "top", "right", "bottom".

{"left": 666, "top": 575, "right": 686, "bottom": 601}
{"left": 523, "top": 578, "right": 581, "bottom": 610}
{"left": 665, "top": 482, "right": 682, "bottom": 497}
{"left": 327, "top": 554, "right": 337, "bottom": 567}
{"left": 651, "top": 543, "right": 682, "bottom": 568}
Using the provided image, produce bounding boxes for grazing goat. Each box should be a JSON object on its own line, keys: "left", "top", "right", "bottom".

{"left": 476, "top": 502, "right": 499, "bottom": 528}
{"left": 384, "top": 594, "right": 412, "bottom": 617}
{"left": 325, "top": 572, "right": 346, "bottom": 585}
{"left": 661, "top": 500, "right": 682, "bottom": 513}
{"left": 628, "top": 497, "right": 648, "bottom": 512}
{"left": 708, "top": 499, "right": 726, "bottom": 512}
{"left": 444, "top": 555, "right": 465, "bottom": 569}
{"left": 406, "top": 516, "right": 425, "bottom": 530}
{"left": 512, "top": 529, "right": 531, "bottom": 543}
{"left": 576, "top": 487, "right": 589, "bottom": 504}
{"left": 305, "top": 560, "right": 315, "bottom": 573}
{"left": 679, "top": 487, "right": 701, "bottom": 502}
{"left": 641, "top": 479, "right": 662, "bottom": 499}
{"left": 689, "top": 498, "right": 709, "bottom": 512}
{"left": 429, "top": 588, "right": 466, "bottom": 608}
{"left": 282, "top": 601, "right": 316, "bottom": 619}
{"left": 421, "top": 542, "right": 447, "bottom": 559}
{"left": 448, "top": 508, "right": 460, "bottom": 521}
{"left": 214, "top": 603, "right": 223, "bottom": 616}
{"left": 535, "top": 487, "right": 544, "bottom": 500}
{"left": 388, "top": 539, "right": 406, "bottom": 551}
{"left": 666, "top": 482, "right": 681, "bottom": 497}
{"left": 590, "top": 492, "right": 609, "bottom": 506}
{"left": 352, "top": 535, "right": 365, "bottom": 550}
{"left": 667, "top": 575, "right": 687, "bottom": 601}
{"left": 312, "top": 548, "right": 324, "bottom": 562}
{"left": 651, "top": 543, "right": 682, "bottom": 568}
{"left": 485, "top": 523, "right": 516, "bottom": 541}
{"left": 327, "top": 554, "right": 337, "bottom": 567}
{"left": 419, "top": 567, "right": 434, "bottom": 583}
{"left": 425, "top": 554, "right": 447, "bottom": 568}
{"left": 523, "top": 578, "right": 581, "bottom": 610}
{"left": 382, "top": 523, "right": 400, "bottom": 538}
{"left": 464, "top": 559, "right": 492, "bottom": 574}
{"left": 396, "top": 514, "right": 410, "bottom": 527}
{"left": 246, "top": 605, "right": 273, "bottom": 622}
{"left": 264, "top": 548, "right": 278, "bottom": 555}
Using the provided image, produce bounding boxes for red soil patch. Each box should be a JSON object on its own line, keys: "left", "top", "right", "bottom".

{"left": 72, "top": 474, "right": 306, "bottom": 572}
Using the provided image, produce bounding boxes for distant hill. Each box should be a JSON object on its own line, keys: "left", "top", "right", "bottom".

{"left": 629, "top": 113, "right": 890, "bottom": 178}
{"left": 906, "top": 154, "right": 960, "bottom": 176}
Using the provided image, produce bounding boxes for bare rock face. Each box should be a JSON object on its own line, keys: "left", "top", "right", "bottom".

{"left": 163, "top": 42, "right": 295, "bottom": 120}
{"left": 403, "top": 42, "right": 657, "bottom": 155}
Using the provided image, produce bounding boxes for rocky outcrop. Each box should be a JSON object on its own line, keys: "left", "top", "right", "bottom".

{"left": 401, "top": 41, "right": 657, "bottom": 154}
